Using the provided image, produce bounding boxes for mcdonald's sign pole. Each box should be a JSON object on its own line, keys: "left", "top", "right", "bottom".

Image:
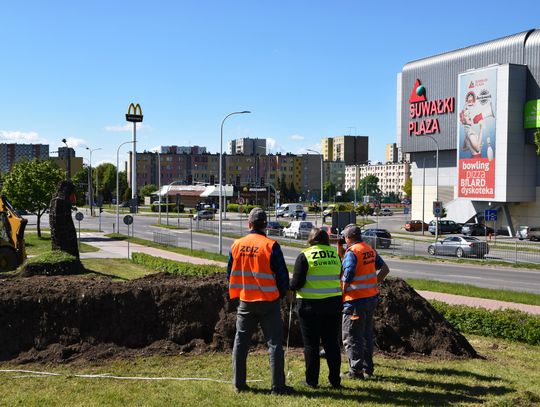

{"left": 126, "top": 103, "right": 143, "bottom": 209}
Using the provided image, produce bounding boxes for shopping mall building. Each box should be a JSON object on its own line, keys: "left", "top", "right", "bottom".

{"left": 397, "top": 29, "right": 540, "bottom": 235}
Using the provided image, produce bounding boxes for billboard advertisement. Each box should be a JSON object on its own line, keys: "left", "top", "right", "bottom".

{"left": 457, "top": 67, "right": 497, "bottom": 199}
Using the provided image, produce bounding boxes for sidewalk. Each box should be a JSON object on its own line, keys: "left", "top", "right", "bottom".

{"left": 79, "top": 232, "right": 539, "bottom": 315}
{"left": 79, "top": 232, "right": 226, "bottom": 267}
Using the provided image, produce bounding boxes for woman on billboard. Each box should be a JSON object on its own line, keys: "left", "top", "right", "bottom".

{"left": 460, "top": 91, "right": 495, "bottom": 159}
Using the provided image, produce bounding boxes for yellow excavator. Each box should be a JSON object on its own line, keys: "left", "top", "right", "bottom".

{"left": 0, "top": 195, "right": 27, "bottom": 272}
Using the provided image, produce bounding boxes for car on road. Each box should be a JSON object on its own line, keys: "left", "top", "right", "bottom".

{"left": 322, "top": 204, "right": 336, "bottom": 219}
{"left": 378, "top": 208, "right": 393, "bottom": 216}
{"left": 362, "top": 229, "right": 392, "bottom": 249}
{"left": 283, "top": 221, "right": 313, "bottom": 239}
{"left": 404, "top": 220, "right": 428, "bottom": 232}
{"left": 193, "top": 210, "right": 214, "bottom": 220}
{"left": 286, "top": 209, "right": 307, "bottom": 220}
{"left": 320, "top": 225, "right": 339, "bottom": 240}
{"left": 461, "top": 223, "right": 494, "bottom": 236}
{"left": 428, "top": 236, "right": 489, "bottom": 258}
{"left": 266, "top": 221, "right": 284, "bottom": 236}
{"left": 428, "top": 220, "right": 462, "bottom": 235}
{"left": 517, "top": 226, "right": 540, "bottom": 241}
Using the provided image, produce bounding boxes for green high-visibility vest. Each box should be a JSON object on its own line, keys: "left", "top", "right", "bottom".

{"left": 296, "top": 244, "right": 342, "bottom": 299}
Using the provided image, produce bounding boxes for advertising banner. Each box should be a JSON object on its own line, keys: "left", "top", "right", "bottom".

{"left": 524, "top": 99, "right": 540, "bottom": 129}
{"left": 457, "top": 67, "right": 497, "bottom": 199}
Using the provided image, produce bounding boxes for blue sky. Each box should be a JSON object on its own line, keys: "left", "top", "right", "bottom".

{"left": 1, "top": 0, "right": 539, "bottom": 167}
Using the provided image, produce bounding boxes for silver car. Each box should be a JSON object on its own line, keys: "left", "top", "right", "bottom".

{"left": 427, "top": 236, "right": 489, "bottom": 258}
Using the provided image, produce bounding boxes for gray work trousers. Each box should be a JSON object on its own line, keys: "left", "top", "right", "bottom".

{"left": 232, "top": 299, "right": 285, "bottom": 391}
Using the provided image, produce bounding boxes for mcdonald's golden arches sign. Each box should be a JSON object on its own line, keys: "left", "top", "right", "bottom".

{"left": 126, "top": 103, "right": 143, "bottom": 122}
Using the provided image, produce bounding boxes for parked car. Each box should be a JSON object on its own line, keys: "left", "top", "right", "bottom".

{"left": 362, "top": 229, "right": 392, "bottom": 249}
{"left": 517, "top": 226, "right": 540, "bottom": 241}
{"left": 266, "top": 221, "right": 284, "bottom": 236}
{"left": 276, "top": 203, "right": 304, "bottom": 218}
{"left": 322, "top": 204, "right": 336, "bottom": 219}
{"left": 428, "top": 236, "right": 489, "bottom": 258}
{"left": 378, "top": 208, "right": 393, "bottom": 216}
{"left": 428, "top": 220, "right": 462, "bottom": 235}
{"left": 286, "top": 209, "right": 306, "bottom": 220}
{"left": 193, "top": 210, "right": 214, "bottom": 220}
{"left": 320, "top": 225, "right": 339, "bottom": 240}
{"left": 283, "top": 221, "right": 314, "bottom": 239}
{"left": 461, "top": 223, "right": 494, "bottom": 236}
{"left": 404, "top": 220, "right": 428, "bottom": 232}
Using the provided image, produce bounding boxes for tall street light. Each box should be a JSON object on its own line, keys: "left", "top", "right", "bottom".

{"left": 307, "top": 149, "right": 323, "bottom": 226}
{"left": 61, "top": 138, "right": 71, "bottom": 180}
{"left": 86, "top": 147, "right": 102, "bottom": 216}
{"left": 425, "top": 135, "right": 440, "bottom": 240}
{"left": 116, "top": 141, "right": 135, "bottom": 233}
{"left": 219, "top": 111, "right": 251, "bottom": 255}
{"left": 154, "top": 150, "right": 162, "bottom": 225}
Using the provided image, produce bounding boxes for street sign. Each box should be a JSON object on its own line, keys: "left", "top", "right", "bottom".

{"left": 485, "top": 209, "right": 497, "bottom": 221}
{"left": 433, "top": 201, "right": 443, "bottom": 217}
{"left": 123, "top": 215, "right": 134, "bottom": 225}
{"left": 238, "top": 197, "right": 245, "bottom": 205}
{"left": 75, "top": 212, "right": 84, "bottom": 221}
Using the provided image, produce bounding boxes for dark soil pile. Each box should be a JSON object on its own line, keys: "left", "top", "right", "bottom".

{"left": 0, "top": 273, "right": 476, "bottom": 363}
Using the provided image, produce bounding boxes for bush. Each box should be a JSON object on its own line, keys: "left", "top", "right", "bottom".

{"left": 131, "top": 252, "right": 225, "bottom": 277}
{"left": 431, "top": 300, "right": 540, "bottom": 346}
{"left": 19, "top": 250, "right": 84, "bottom": 277}
{"left": 227, "top": 204, "right": 257, "bottom": 214}
{"left": 150, "top": 203, "right": 184, "bottom": 213}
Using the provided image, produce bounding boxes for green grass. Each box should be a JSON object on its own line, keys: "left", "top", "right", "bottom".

{"left": 406, "top": 278, "right": 540, "bottom": 307}
{"left": 25, "top": 233, "right": 99, "bottom": 255}
{"left": 104, "top": 233, "right": 229, "bottom": 263}
{"left": 81, "top": 258, "right": 159, "bottom": 280}
{"left": 0, "top": 336, "right": 538, "bottom": 406}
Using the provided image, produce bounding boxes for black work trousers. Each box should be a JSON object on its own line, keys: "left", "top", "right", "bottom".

{"left": 297, "top": 297, "right": 342, "bottom": 387}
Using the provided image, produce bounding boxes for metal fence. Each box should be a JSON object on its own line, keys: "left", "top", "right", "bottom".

{"left": 153, "top": 215, "right": 540, "bottom": 265}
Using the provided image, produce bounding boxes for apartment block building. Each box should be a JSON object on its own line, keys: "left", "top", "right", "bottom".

{"left": 227, "top": 138, "right": 266, "bottom": 155}
{"left": 321, "top": 136, "right": 368, "bottom": 165}
{"left": 0, "top": 143, "right": 49, "bottom": 173}
{"left": 345, "top": 162, "right": 410, "bottom": 198}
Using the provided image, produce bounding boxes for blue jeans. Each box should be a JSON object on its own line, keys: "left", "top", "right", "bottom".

{"left": 342, "top": 296, "right": 378, "bottom": 375}
{"left": 232, "top": 300, "right": 285, "bottom": 391}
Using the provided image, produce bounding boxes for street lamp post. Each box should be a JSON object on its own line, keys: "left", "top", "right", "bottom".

{"left": 307, "top": 149, "right": 323, "bottom": 226}
{"left": 425, "top": 135, "right": 440, "bottom": 240}
{"left": 61, "top": 139, "right": 71, "bottom": 181}
{"left": 219, "top": 111, "right": 251, "bottom": 255}
{"left": 116, "top": 141, "right": 135, "bottom": 233}
{"left": 86, "top": 147, "right": 102, "bottom": 216}
{"left": 156, "top": 151, "right": 161, "bottom": 225}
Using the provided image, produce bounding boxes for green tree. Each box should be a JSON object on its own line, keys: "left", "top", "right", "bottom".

{"left": 403, "top": 177, "right": 412, "bottom": 198}
{"left": 72, "top": 166, "right": 89, "bottom": 206}
{"left": 358, "top": 175, "right": 381, "bottom": 199}
{"left": 278, "top": 174, "right": 289, "bottom": 203}
{"left": 94, "top": 163, "right": 117, "bottom": 203}
{"left": 323, "top": 182, "right": 336, "bottom": 202}
{"left": 140, "top": 184, "right": 158, "bottom": 197}
{"left": 117, "top": 171, "right": 128, "bottom": 203}
{"left": 2, "top": 159, "right": 65, "bottom": 237}
{"left": 123, "top": 187, "right": 132, "bottom": 203}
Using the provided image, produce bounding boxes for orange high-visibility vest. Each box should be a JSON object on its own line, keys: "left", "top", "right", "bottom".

{"left": 342, "top": 242, "right": 379, "bottom": 302}
{"left": 229, "top": 233, "right": 279, "bottom": 302}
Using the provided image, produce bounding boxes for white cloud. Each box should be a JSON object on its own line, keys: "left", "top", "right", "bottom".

{"left": 149, "top": 145, "right": 161, "bottom": 152}
{"left": 266, "top": 138, "right": 277, "bottom": 150}
{"left": 0, "top": 130, "right": 47, "bottom": 143}
{"left": 289, "top": 134, "right": 305, "bottom": 141}
{"left": 104, "top": 123, "right": 150, "bottom": 132}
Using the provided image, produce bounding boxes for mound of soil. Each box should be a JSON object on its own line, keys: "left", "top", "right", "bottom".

{"left": 0, "top": 273, "right": 476, "bottom": 363}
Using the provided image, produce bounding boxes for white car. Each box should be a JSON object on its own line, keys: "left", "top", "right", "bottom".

{"left": 283, "top": 221, "right": 314, "bottom": 239}
{"left": 378, "top": 208, "right": 393, "bottom": 216}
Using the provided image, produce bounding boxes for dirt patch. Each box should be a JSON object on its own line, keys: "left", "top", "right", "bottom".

{"left": 0, "top": 273, "right": 476, "bottom": 363}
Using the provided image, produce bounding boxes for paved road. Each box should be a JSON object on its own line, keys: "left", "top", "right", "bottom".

{"left": 28, "top": 211, "right": 540, "bottom": 294}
